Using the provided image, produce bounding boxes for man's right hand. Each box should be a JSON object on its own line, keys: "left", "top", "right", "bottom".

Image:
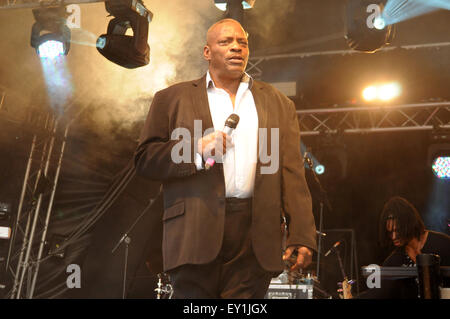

{"left": 197, "top": 131, "right": 233, "bottom": 160}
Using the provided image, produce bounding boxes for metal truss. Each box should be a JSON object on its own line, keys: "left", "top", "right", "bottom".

{"left": 1, "top": 96, "right": 78, "bottom": 298}
{"left": 247, "top": 42, "right": 450, "bottom": 80}
{"left": 0, "top": 0, "right": 101, "bottom": 10}
{"left": 5, "top": 115, "right": 60, "bottom": 299}
{"left": 297, "top": 101, "right": 450, "bottom": 136}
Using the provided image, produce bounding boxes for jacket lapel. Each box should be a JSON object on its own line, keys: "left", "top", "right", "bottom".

{"left": 251, "top": 81, "right": 268, "bottom": 183}
{"left": 251, "top": 81, "right": 268, "bottom": 131}
{"left": 190, "top": 75, "right": 214, "bottom": 132}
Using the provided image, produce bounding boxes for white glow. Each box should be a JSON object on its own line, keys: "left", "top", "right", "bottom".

{"left": 214, "top": 3, "right": 227, "bottom": 11}
{"left": 38, "top": 40, "right": 65, "bottom": 59}
{"left": 432, "top": 156, "right": 450, "bottom": 179}
{"left": 362, "top": 85, "right": 378, "bottom": 101}
{"left": 0, "top": 226, "right": 11, "bottom": 239}
{"left": 96, "top": 36, "right": 106, "bottom": 49}
{"left": 315, "top": 165, "right": 325, "bottom": 175}
{"left": 242, "top": 1, "right": 253, "bottom": 9}
{"left": 214, "top": 1, "right": 254, "bottom": 11}
{"left": 363, "top": 82, "right": 402, "bottom": 102}
{"left": 374, "top": 16, "right": 386, "bottom": 30}
{"left": 378, "top": 83, "right": 402, "bottom": 101}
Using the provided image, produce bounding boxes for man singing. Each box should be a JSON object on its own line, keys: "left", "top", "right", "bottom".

{"left": 134, "top": 18, "right": 317, "bottom": 298}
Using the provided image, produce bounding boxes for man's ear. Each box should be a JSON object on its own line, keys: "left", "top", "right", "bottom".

{"left": 203, "top": 45, "right": 211, "bottom": 61}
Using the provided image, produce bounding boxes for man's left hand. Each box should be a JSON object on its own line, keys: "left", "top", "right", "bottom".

{"left": 283, "top": 246, "right": 313, "bottom": 271}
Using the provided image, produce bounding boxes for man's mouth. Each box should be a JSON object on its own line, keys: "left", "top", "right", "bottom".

{"left": 227, "top": 56, "right": 244, "bottom": 63}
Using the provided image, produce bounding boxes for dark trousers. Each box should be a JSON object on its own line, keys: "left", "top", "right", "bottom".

{"left": 167, "top": 198, "right": 273, "bottom": 299}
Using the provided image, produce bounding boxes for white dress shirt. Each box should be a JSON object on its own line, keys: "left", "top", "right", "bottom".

{"left": 195, "top": 71, "right": 258, "bottom": 198}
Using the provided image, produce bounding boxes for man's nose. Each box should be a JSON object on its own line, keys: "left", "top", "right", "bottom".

{"left": 230, "top": 40, "right": 242, "bottom": 51}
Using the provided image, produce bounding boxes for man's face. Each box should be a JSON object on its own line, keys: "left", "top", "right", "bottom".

{"left": 386, "top": 219, "right": 403, "bottom": 246}
{"left": 204, "top": 21, "right": 249, "bottom": 80}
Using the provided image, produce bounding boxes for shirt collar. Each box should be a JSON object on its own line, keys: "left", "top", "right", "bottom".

{"left": 206, "top": 71, "right": 253, "bottom": 90}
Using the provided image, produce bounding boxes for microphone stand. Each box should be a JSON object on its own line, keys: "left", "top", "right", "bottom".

{"left": 334, "top": 247, "right": 354, "bottom": 299}
{"left": 111, "top": 190, "right": 161, "bottom": 299}
{"left": 304, "top": 152, "right": 332, "bottom": 283}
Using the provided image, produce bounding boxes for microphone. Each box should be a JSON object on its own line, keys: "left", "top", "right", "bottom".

{"left": 303, "top": 152, "right": 313, "bottom": 169}
{"left": 324, "top": 240, "right": 342, "bottom": 257}
{"left": 205, "top": 113, "right": 240, "bottom": 170}
{"left": 316, "top": 230, "right": 327, "bottom": 237}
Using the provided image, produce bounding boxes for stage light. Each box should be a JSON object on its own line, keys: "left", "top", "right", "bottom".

{"left": 432, "top": 157, "right": 450, "bottom": 179}
{"left": 301, "top": 144, "right": 326, "bottom": 176}
{"left": 362, "top": 82, "right": 401, "bottom": 102}
{"left": 315, "top": 165, "right": 325, "bottom": 175}
{"left": 378, "top": 82, "right": 401, "bottom": 101}
{"left": 428, "top": 129, "right": 450, "bottom": 179}
{"left": 374, "top": 16, "right": 386, "bottom": 30}
{"left": 30, "top": 7, "right": 71, "bottom": 59}
{"left": 214, "top": 0, "right": 256, "bottom": 11}
{"left": 37, "top": 39, "right": 65, "bottom": 59}
{"left": 313, "top": 137, "right": 348, "bottom": 182}
{"left": 345, "top": 0, "right": 395, "bottom": 52}
{"left": 97, "top": 0, "right": 153, "bottom": 69}
{"left": 362, "top": 85, "right": 377, "bottom": 101}
{"left": 0, "top": 227, "right": 11, "bottom": 240}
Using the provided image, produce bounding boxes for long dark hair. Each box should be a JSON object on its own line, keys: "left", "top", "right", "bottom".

{"left": 378, "top": 196, "right": 425, "bottom": 247}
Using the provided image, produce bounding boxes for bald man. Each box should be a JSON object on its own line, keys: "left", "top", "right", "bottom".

{"left": 134, "top": 19, "right": 317, "bottom": 299}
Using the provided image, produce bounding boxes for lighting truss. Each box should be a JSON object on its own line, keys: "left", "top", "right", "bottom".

{"left": 0, "top": 0, "right": 102, "bottom": 10}
{"left": 247, "top": 41, "right": 450, "bottom": 80}
{"left": 1, "top": 95, "right": 84, "bottom": 299}
{"left": 297, "top": 101, "right": 450, "bottom": 136}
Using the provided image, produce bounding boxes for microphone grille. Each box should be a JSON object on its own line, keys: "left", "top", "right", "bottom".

{"left": 225, "top": 113, "right": 240, "bottom": 129}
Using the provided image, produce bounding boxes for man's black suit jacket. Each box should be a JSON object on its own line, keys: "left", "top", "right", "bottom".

{"left": 134, "top": 74, "right": 317, "bottom": 273}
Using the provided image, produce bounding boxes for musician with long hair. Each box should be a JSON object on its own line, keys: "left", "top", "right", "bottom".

{"left": 358, "top": 196, "right": 449, "bottom": 299}
{"left": 379, "top": 196, "right": 449, "bottom": 268}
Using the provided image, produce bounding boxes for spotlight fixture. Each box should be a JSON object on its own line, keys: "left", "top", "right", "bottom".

{"left": 428, "top": 129, "right": 450, "bottom": 180}
{"left": 214, "top": 0, "right": 256, "bottom": 11}
{"left": 97, "top": 0, "right": 153, "bottom": 69}
{"left": 30, "top": 6, "right": 71, "bottom": 59}
{"left": 0, "top": 227, "right": 11, "bottom": 240}
{"left": 214, "top": 0, "right": 255, "bottom": 22}
{"left": 345, "top": 0, "right": 395, "bottom": 53}
{"left": 373, "top": 16, "right": 386, "bottom": 30}
{"left": 315, "top": 164, "right": 325, "bottom": 175}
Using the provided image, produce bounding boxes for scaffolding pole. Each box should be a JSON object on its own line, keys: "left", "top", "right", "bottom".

{"left": 28, "top": 121, "right": 72, "bottom": 298}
